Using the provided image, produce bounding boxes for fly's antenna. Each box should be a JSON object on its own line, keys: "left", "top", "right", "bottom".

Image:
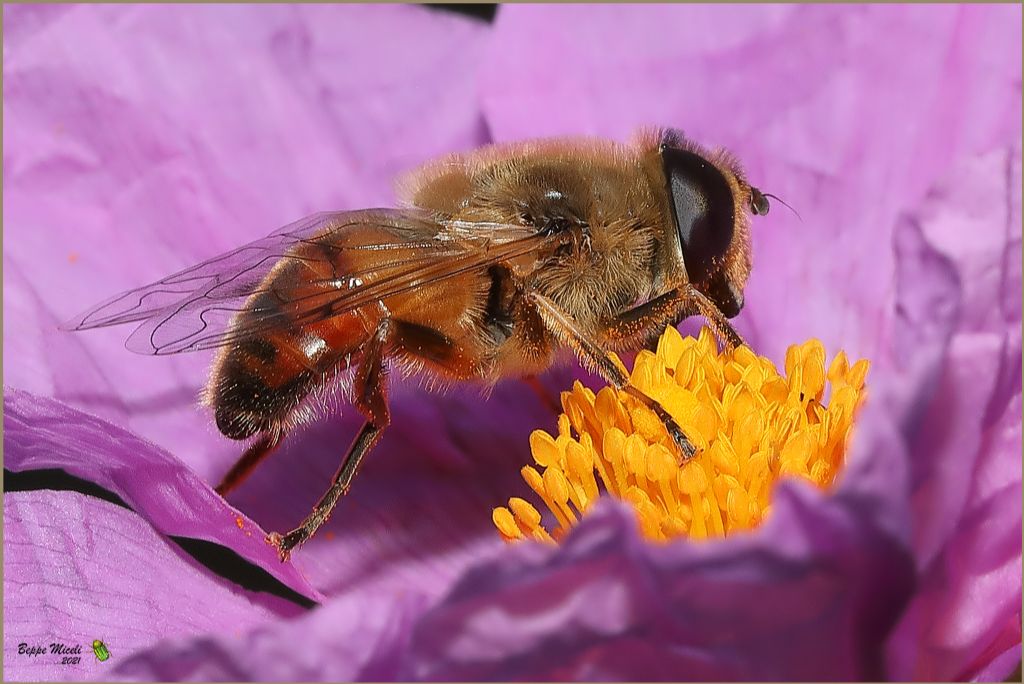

{"left": 763, "top": 193, "right": 802, "bottom": 222}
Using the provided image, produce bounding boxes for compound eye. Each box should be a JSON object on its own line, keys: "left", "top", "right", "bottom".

{"left": 750, "top": 188, "right": 770, "bottom": 216}
{"left": 661, "top": 146, "right": 735, "bottom": 284}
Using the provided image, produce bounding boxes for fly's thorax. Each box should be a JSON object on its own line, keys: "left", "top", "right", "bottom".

{"left": 449, "top": 146, "right": 669, "bottom": 326}
{"left": 527, "top": 213, "right": 662, "bottom": 328}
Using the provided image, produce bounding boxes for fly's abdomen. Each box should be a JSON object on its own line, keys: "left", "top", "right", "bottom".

{"left": 209, "top": 304, "right": 379, "bottom": 439}
{"left": 206, "top": 241, "right": 382, "bottom": 439}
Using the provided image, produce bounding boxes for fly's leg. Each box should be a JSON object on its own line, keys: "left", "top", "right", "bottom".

{"left": 269, "top": 322, "right": 392, "bottom": 561}
{"left": 268, "top": 318, "right": 481, "bottom": 561}
{"left": 523, "top": 375, "right": 562, "bottom": 416}
{"left": 530, "top": 293, "right": 697, "bottom": 460}
{"left": 268, "top": 420, "right": 385, "bottom": 561}
{"left": 215, "top": 430, "right": 285, "bottom": 496}
{"left": 601, "top": 284, "right": 745, "bottom": 351}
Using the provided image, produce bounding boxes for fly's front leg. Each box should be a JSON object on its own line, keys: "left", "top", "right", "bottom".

{"left": 603, "top": 283, "right": 745, "bottom": 352}
{"left": 530, "top": 293, "right": 696, "bottom": 460}
{"left": 268, "top": 322, "right": 392, "bottom": 561}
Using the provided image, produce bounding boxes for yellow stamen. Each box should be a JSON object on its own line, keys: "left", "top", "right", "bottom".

{"left": 492, "top": 507, "right": 522, "bottom": 542}
{"left": 492, "top": 326, "right": 871, "bottom": 544}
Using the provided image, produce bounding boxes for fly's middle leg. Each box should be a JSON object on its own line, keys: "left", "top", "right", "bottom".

{"left": 530, "top": 293, "right": 697, "bottom": 460}
{"left": 269, "top": 321, "right": 392, "bottom": 561}
{"left": 268, "top": 317, "right": 483, "bottom": 561}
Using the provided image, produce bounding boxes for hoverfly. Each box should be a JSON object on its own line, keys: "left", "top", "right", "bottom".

{"left": 65, "top": 128, "right": 774, "bottom": 560}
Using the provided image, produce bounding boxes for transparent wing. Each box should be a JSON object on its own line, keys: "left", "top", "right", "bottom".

{"left": 64, "top": 209, "right": 555, "bottom": 355}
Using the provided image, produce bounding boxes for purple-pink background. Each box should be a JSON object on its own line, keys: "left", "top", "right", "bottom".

{"left": 4, "top": 4, "right": 1021, "bottom": 681}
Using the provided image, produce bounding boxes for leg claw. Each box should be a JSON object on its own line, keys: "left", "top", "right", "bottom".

{"left": 671, "top": 430, "right": 697, "bottom": 462}
{"left": 267, "top": 530, "right": 305, "bottom": 563}
{"left": 661, "top": 417, "right": 697, "bottom": 462}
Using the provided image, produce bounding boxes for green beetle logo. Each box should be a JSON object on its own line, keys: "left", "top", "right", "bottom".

{"left": 91, "top": 640, "right": 110, "bottom": 662}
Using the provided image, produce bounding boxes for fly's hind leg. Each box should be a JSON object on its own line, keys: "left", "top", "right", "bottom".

{"left": 269, "top": 322, "right": 392, "bottom": 561}
{"left": 215, "top": 430, "right": 285, "bottom": 496}
{"left": 531, "top": 293, "right": 697, "bottom": 460}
